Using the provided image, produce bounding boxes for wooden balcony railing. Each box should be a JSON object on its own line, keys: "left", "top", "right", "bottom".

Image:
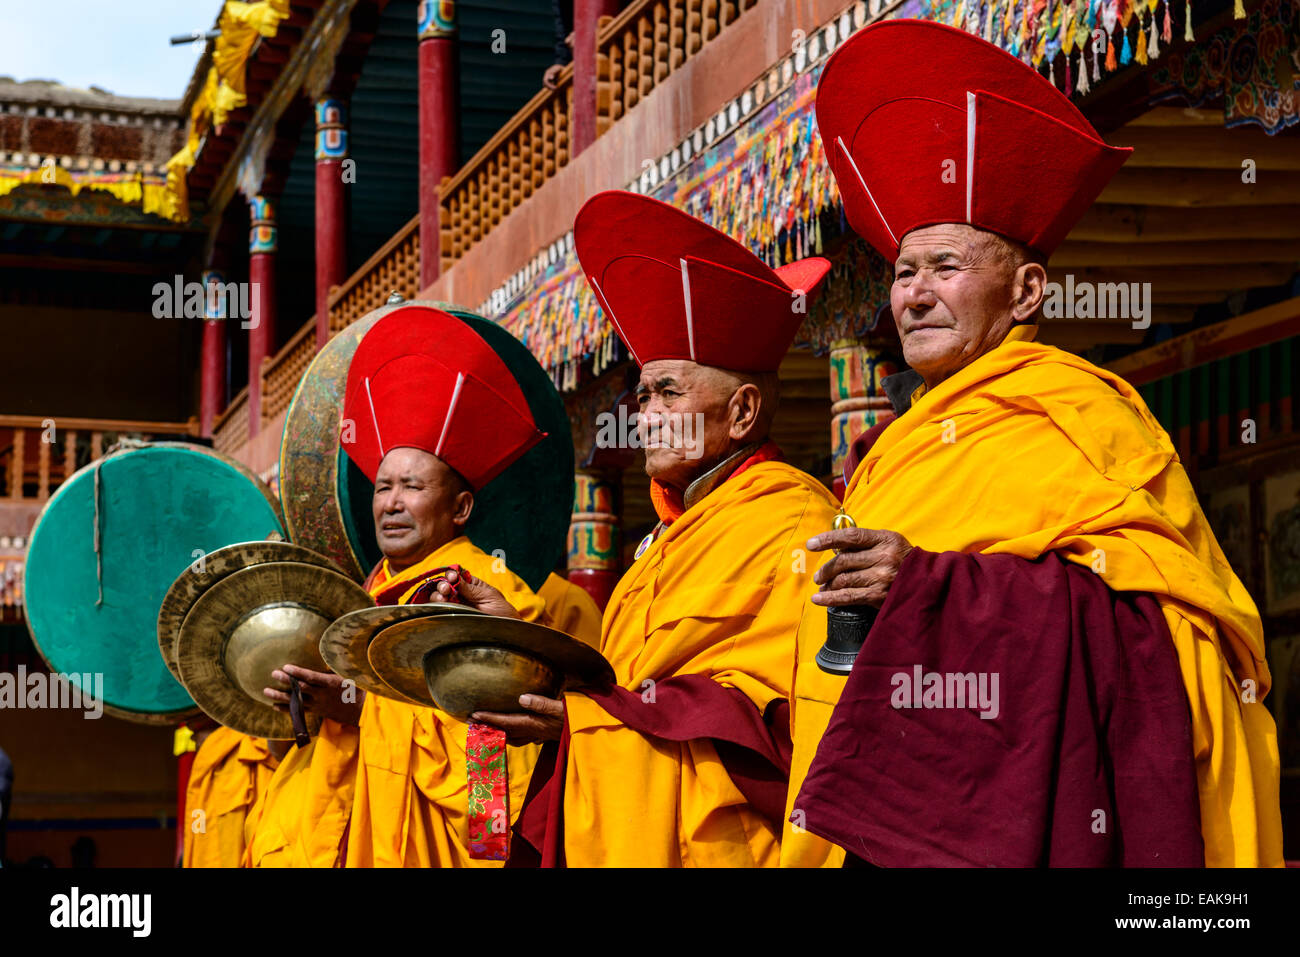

{"left": 596, "top": 0, "right": 758, "bottom": 137}
{"left": 212, "top": 387, "right": 250, "bottom": 457}
{"left": 213, "top": 0, "right": 770, "bottom": 459}
{"left": 0, "top": 415, "right": 200, "bottom": 502}
{"left": 438, "top": 66, "right": 574, "bottom": 273}
{"left": 261, "top": 318, "right": 319, "bottom": 426}
{"left": 328, "top": 214, "right": 421, "bottom": 335}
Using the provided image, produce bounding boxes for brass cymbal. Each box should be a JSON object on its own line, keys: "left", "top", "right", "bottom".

{"left": 366, "top": 614, "right": 614, "bottom": 719}
{"left": 318, "top": 602, "right": 485, "bottom": 706}
{"left": 157, "top": 540, "right": 344, "bottom": 682}
{"left": 175, "top": 561, "right": 373, "bottom": 739}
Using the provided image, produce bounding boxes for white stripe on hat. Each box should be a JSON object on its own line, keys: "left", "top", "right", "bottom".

{"left": 435, "top": 371, "right": 465, "bottom": 458}
{"left": 678, "top": 258, "right": 697, "bottom": 361}
{"left": 589, "top": 274, "right": 642, "bottom": 366}
{"left": 836, "top": 135, "right": 898, "bottom": 249}
{"left": 966, "top": 92, "right": 976, "bottom": 225}
{"left": 363, "top": 376, "right": 385, "bottom": 459}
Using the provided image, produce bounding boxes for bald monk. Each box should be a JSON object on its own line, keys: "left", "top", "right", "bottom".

{"left": 341, "top": 305, "right": 599, "bottom": 867}
{"left": 796, "top": 21, "right": 1282, "bottom": 867}
{"left": 182, "top": 725, "right": 281, "bottom": 867}
{"left": 454, "top": 190, "right": 844, "bottom": 867}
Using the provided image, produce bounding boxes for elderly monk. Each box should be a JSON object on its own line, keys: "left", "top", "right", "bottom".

{"left": 794, "top": 20, "right": 1283, "bottom": 868}
{"left": 245, "top": 307, "right": 595, "bottom": 868}
{"left": 182, "top": 724, "right": 282, "bottom": 867}
{"left": 443, "top": 190, "right": 844, "bottom": 867}
{"left": 341, "top": 304, "right": 601, "bottom": 868}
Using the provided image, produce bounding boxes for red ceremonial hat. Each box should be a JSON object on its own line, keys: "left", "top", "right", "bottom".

{"left": 816, "top": 19, "right": 1131, "bottom": 261}
{"left": 574, "top": 190, "right": 832, "bottom": 373}
{"left": 341, "top": 305, "right": 545, "bottom": 489}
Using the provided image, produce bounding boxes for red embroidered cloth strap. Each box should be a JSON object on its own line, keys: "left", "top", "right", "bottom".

{"left": 467, "top": 722, "right": 511, "bottom": 860}
{"left": 364, "top": 561, "right": 509, "bottom": 859}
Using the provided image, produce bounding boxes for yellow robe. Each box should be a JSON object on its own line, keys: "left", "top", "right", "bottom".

{"left": 182, "top": 727, "right": 278, "bottom": 868}
{"left": 561, "top": 461, "right": 843, "bottom": 867}
{"left": 842, "top": 327, "right": 1283, "bottom": 867}
{"left": 241, "top": 719, "right": 359, "bottom": 867}
{"left": 537, "top": 572, "right": 605, "bottom": 643}
{"left": 346, "top": 536, "right": 593, "bottom": 867}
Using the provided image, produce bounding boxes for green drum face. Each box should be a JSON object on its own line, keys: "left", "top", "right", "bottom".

{"left": 281, "top": 301, "right": 574, "bottom": 590}
{"left": 24, "top": 443, "right": 285, "bottom": 724}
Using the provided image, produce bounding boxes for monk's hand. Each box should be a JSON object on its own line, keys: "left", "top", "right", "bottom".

{"left": 263, "top": 663, "right": 365, "bottom": 727}
{"left": 471, "top": 694, "right": 564, "bottom": 745}
{"left": 807, "top": 527, "right": 914, "bottom": 608}
{"left": 432, "top": 568, "right": 522, "bottom": 620}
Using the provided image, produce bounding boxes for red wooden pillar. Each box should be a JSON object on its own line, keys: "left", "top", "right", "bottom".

{"left": 572, "top": 0, "right": 621, "bottom": 155}
{"left": 418, "top": 0, "right": 459, "bottom": 288}
{"left": 315, "top": 98, "right": 349, "bottom": 350}
{"left": 199, "top": 267, "right": 228, "bottom": 438}
{"left": 248, "top": 195, "right": 277, "bottom": 437}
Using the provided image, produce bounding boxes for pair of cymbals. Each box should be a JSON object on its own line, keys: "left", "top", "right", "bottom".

{"left": 321, "top": 605, "right": 614, "bottom": 720}
{"left": 159, "top": 540, "right": 373, "bottom": 739}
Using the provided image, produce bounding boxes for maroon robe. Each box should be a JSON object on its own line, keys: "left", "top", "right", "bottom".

{"left": 512, "top": 677, "right": 792, "bottom": 867}
{"left": 796, "top": 544, "right": 1204, "bottom": 867}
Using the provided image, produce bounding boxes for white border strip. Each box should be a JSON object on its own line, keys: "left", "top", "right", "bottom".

{"left": 363, "top": 376, "right": 385, "bottom": 458}
{"left": 836, "top": 136, "right": 898, "bottom": 248}
{"left": 965, "top": 92, "right": 976, "bottom": 224}
{"left": 679, "top": 258, "right": 697, "bottom": 360}
{"left": 435, "top": 371, "right": 465, "bottom": 458}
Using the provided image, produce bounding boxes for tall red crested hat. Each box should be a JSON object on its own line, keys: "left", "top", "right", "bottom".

{"left": 574, "top": 190, "right": 832, "bottom": 373}
{"left": 341, "top": 305, "right": 545, "bottom": 489}
{"left": 816, "top": 20, "right": 1131, "bottom": 261}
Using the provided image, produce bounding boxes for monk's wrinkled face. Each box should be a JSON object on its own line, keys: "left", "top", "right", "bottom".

{"left": 372, "top": 447, "right": 473, "bottom": 571}
{"left": 891, "top": 224, "right": 1040, "bottom": 389}
{"left": 635, "top": 359, "right": 761, "bottom": 491}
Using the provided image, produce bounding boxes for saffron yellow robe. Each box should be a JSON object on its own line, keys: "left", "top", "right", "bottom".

{"left": 182, "top": 727, "right": 278, "bottom": 868}
{"left": 842, "top": 326, "right": 1283, "bottom": 867}
{"left": 561, "top": 461, "right": 842, "bottom": 867}
{"left": 241, "top": 719, "right": 359, "bottom": 867}
{"left": 537, "top": 572, "right": 604, "bottom": 642}
{"left": 347, "top": 536, "right": 594, "bottom": 867}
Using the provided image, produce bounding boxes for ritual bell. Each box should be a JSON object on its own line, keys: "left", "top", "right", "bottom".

{"left": 815, "top": 508, "right": 879, "bottom": 676}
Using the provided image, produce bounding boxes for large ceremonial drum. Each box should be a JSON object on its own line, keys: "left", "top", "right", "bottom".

{"left": 24, "top": 443, "right": 285, "bottom": 724}
{"left": 280, "top": 300, "right": 574, "bottom": 589}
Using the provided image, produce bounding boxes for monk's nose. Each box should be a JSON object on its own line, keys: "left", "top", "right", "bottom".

{"left": 901, "top": 278, "right": 937, "bottom": 311}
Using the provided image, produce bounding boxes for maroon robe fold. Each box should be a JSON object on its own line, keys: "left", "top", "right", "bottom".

{"left": 796, "top": 548, "right": 1204, "bottom": 867}
{"left": 511, "top": 675, "right": 792, "bottom": 867}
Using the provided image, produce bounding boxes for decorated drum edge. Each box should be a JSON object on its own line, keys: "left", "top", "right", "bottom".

{"left": 22, "top": 442, "right": 277, "bottom": 726}
{"left": 279, "top": 322, "right": 375, "bottom": 582}
{"left": 279, "top": 301, "right": 538, "bottom": 585}
{"left": 280, "top": 353, "right": 354, "bottom": 579}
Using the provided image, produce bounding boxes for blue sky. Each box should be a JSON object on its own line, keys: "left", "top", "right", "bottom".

{"left": 0, "top": 0, "right": 219, "bottom": 100}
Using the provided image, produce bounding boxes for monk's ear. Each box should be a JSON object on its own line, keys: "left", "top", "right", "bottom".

{"left": 452, "top": 490, "right": 474, "bottom": 529}
{"left": 728, "top": 382, "right": 762, "bottom": 441}
{"left": 1012, "top": 261, "right": 1047, "bottom": 323}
